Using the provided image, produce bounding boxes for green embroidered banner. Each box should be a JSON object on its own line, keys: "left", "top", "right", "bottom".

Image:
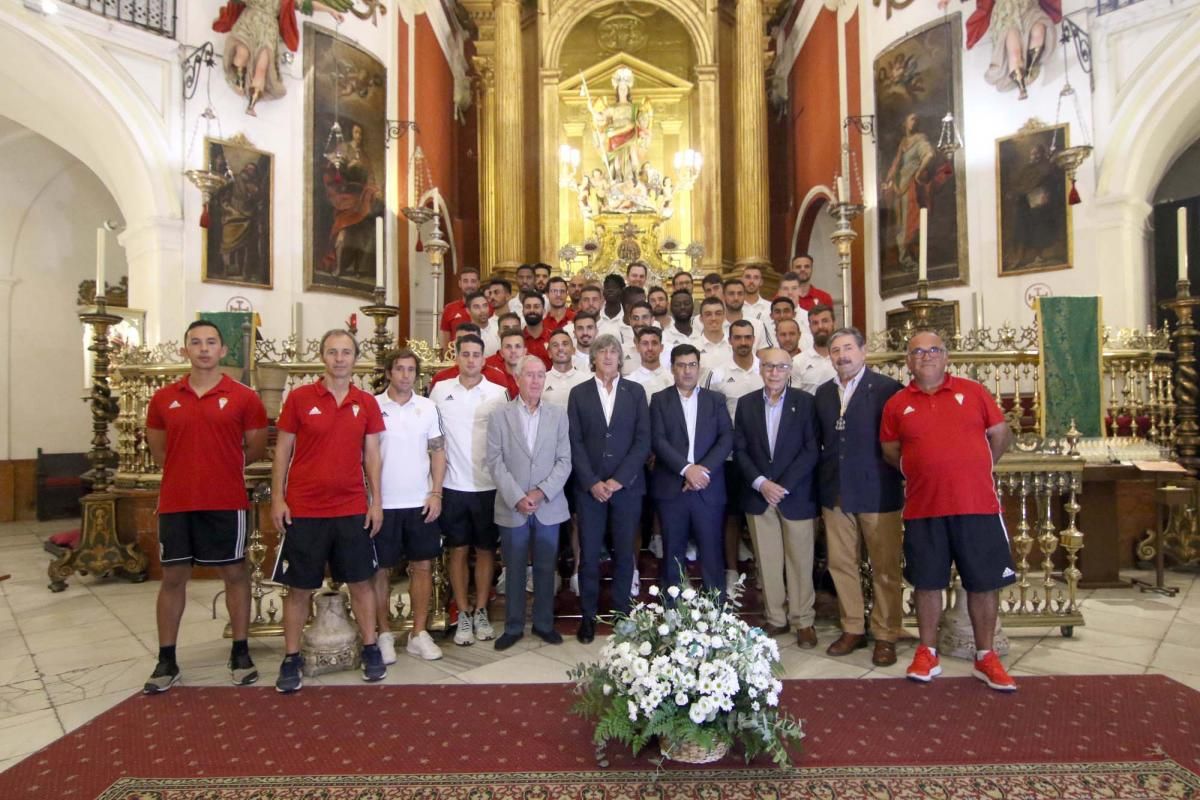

{"left": 1037, "top": 296, "right": 1104, "bottom": 437}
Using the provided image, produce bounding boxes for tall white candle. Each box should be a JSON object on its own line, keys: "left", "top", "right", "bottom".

{"left": 291, "top": 301, "right": 302, "bottom": 342}
{"left": 1180, "top": 206, "right": 1189, "bottom": 283}
{"left": 972, "top": 291, "right": 983, "bottom": 331}
{"left": 95, "top": 227, "right": 106, "bottom": 299}
{"left": 836, "top": 176, "right": 847, "bottom": 205}
{"left": 375, "top": 216, "right": 385, "bottom": 289}
{"left": 918, "top": 208, "right": 928, "bottom": 283}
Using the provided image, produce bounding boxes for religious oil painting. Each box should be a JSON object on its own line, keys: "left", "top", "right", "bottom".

{"left": 875, "top": 14, "right": 970, "bottom": 298}
{"left": 304, "top": 23, "right": 386, "bottom": 299}
{"left": 202, "top": 135, "right": 273, "bottom": 289}
{"left": 996, "top": 122, "right": 1072, "bottom": 276}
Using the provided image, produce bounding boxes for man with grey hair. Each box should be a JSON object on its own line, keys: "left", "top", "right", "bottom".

{"left": 487, "top": 356, "right": 573, "bottom": 650}
{"left": 568, "top": 333, "right": 651, "bottom": 643}
{"left": 813, "top": 327, "right": 905, "bottom": 666}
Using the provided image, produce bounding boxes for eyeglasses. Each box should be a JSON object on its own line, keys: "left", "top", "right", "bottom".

{"left": 762, "top": 363, "right": 791, "bottom": 372}
{"left": 908, "top": 347, "right": 946, "bottom": 359}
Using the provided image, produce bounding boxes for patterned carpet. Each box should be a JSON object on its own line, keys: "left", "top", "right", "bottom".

{"left": 2, "top": 675, "right": 1199, "bottom": 799}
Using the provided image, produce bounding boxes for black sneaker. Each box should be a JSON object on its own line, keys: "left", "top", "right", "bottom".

{"left": 229, "top": 651, "right": 259, "bottom": 686}
{"left": 361, "top": 643, "right": 387, "bottom": 682}
{"left": 275, "top": 654, "right": 304, "bottom": 694}
{"left": 142, "top": 660, "right": 180, "bottom": 694}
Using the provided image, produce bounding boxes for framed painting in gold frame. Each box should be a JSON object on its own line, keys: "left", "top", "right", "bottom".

{"left": 202, "top": 135, "right": 273, "bottom": 290}
{"left": 996, "top": 121, "right": 1073, "bottom": 277}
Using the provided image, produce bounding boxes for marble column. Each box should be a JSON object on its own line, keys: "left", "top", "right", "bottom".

{"left": 492, "top": 0, "right": 525, "bottom": 275}
{"left": 734, "top": 0, "right": 771, "bottom": 274}
{"left": 472, "top": 55, "right": 497, "bottom": 275}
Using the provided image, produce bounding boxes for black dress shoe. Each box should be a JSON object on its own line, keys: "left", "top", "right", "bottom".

{"left": 494, "top": 632, "right": 523, "bottom": 651}
{"left": 532, "top": 627, "right": 563, "bottom": 645}
{"left": 577, "top": 617, "right": 595, "bottom": 644}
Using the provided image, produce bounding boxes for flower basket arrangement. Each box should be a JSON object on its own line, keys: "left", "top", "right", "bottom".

{"left": 568, "top": 581, "right": 804, "bottom": 767}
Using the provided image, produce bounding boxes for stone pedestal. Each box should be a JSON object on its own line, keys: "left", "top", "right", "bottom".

{"left": 937, "top": 585, "right": 1009, "bottom": 659}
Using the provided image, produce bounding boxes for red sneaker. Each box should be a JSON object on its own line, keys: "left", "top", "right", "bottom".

{"left": 973, "top": 651, "right": 1017, "bottom": 692}
{"left": 906, "top": 645, "right": 942, "bottom": 683}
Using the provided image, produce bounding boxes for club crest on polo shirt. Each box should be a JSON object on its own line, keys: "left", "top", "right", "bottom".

{"left": 219, "top": 397, "right": 228, "bottom": 410}
{"left": 955, "top": 393, "right": 964, "bottom": 405}
{"left": 903, "top": 406, "right": 915, "bottom": 415}
{"left": 168, "top": 400, "right": 182, "bottom": 409}
{"left": 309, "top": 407, "right": 322, "bottom": 415}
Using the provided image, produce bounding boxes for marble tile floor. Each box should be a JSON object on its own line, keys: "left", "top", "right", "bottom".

{"left": 2, "top": 517, "right": 1199, "bottom": 773}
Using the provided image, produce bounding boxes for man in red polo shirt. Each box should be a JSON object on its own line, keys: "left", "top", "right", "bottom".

{"left": 439, "top": 267, "right": 483, "bottom": 349}
{"left": 142, "top": 320, "right": 268, "bottom": 694}
{"left": 520, "top": 291, "right": 553, "bottom": 368}
{"left": 880, "top": 331, "right": 1016, "bottom": 692}
{"left": 788, "top": 255, "right": 835, "bottom": 312}
{"left": 270, "top": 329, "right": 387, "bottom": 692}
{"left": 485, "top": 330, "right": 527, "bottom": 397}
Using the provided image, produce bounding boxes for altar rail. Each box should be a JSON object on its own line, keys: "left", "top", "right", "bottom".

{"left": 866, "top": 323, "right": 1175, "bottom": 450}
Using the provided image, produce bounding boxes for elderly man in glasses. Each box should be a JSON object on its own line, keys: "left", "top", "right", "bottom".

{"left": 880, "top": 331, "right": 1017, "bottom": 692}
{"left": 732, "top": 349, "right": 819, "bottom": 648}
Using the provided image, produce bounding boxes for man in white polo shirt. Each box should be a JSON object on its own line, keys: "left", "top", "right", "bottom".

{"left": 792, "top": 304, "right": 837, "bottom": 395}
{"left": 570, "top": 312, "right": 598, "bottom": 372}
{"left": 621, "top": 302, "right": 657, "bottom": 375}
{"left": 429, "top": 334, "right": 509, "bottom": 646}
{"left": 626, "top": 326, "right": 672, "bottom": 398}
{"left": 695, "top": 297, "right": 733, "bottom": 369}
{"left": 544, "top": 329, "right": 589, "bottom": 407}
{"left": 375, "top": 347, "right": 446, "bottom": 663}
{"left": 740, "top": 265, "right": 772, "bottom": 323}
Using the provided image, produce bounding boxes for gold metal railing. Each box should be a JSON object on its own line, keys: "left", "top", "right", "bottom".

{"left": 868, "top": 322, "right": 1175, "bottom": 448}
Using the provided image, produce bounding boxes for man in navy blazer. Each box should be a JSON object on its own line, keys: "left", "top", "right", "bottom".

{"left": 733, "top": 348, "right": 820, "bottom": 648}
{"left": 568, "top": 333, "right": 651, "bottom": 643}
{"left": 650, "top": 344, "right": 733, "bottom": 599}
{"left": 814, "top": 327, "right": 905, "bottom": 666}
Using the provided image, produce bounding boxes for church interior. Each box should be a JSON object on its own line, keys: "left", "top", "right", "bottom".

{"left": 2, "top": 0, "right": 1200, "bottom": 793}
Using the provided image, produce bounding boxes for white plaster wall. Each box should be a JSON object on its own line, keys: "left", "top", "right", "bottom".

{"left": 0, "top": 118, "right": 127, "bottom": 458}
{"left": 850, "top": 0, "right": 1200, "bottom": 333}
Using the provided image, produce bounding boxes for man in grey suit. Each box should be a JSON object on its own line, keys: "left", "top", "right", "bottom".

{"left": 486, "top": 356, "right": 574, "bottom": 650}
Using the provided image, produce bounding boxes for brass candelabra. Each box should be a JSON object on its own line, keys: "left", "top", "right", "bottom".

{"left": 828, "top": 201, "right": 863, "bottom": 327}
{"left": 360, "top": 285, "right": 399, "bottom": 394}
{"left": 901, "top": 278, "right": 946, "bottom": 330}
{"left": 48, "top": 296, "right": 148, "bottom": 591}
{"left": 1161, "top": 279, "right": 1200, "bottom": 472}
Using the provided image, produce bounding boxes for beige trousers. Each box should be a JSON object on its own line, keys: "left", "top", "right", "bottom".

{"left": 746, "top": 509, "right": 815, "bottom": 628}
{"left": 822, "top": 506, "right": 904, "bottom": 641}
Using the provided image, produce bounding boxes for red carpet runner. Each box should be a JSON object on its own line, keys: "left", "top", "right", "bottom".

{"left": 1, "top": 675, "right": 1198, "bottom": 798}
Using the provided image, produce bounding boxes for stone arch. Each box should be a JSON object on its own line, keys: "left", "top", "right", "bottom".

{"left": 0, "top": 9, "right": 180, "bottom": 241}
{"left": 543, "top": 0, "right": 713, "bottom": 70}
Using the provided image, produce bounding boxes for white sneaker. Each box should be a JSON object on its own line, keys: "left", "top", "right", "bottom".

{"left": 686, "top": 543, "right": 698, "bottom": 562}
{"left": 496, "top": 567, "right": 507, "bottom": 595}
{"left": 405, "top": 630, "right": 443, "bottom": 661}
{"left": 738, "top": 540, "right": 754, "bottom": 562}
{"left": 473, "top": 607, "right": 495, "bottom": 641}
{"left": 377, "top": 631, "right": 397, "bottom": 665}
{"left": 454, "top": 608, "right": 475, "bottom": 646}
{"left": 570, "top": 573, "right": 580, "bottom": 596}
{"left": 525, "top": 565, "right": 534, "bottom": 594}
{"left": 647, "top": 534, "right": 664, "bottom": 559}
{"left": 630, "top": 568, "right": 641, "bottom": 598}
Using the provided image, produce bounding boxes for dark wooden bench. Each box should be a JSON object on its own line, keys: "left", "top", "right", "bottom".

{"left": 36, "top": 449, "right": 91, "bottom": 521}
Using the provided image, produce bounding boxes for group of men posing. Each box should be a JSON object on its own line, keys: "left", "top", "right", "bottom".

{"left": 142, "top": 255, "right": 1021, "bottom": 698}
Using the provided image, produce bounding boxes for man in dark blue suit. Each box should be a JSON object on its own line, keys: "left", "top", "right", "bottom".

{"left": 567, "top": 333, "right": 651, "bottom": 643}
{"left": 733, "top": 348, "right": 820, "bottom": 648}
{"left": 814, "top": 327, "right": 905, "bottom": 666}
{"left": 650, "top": 344, "right": 733, "bottom": 598}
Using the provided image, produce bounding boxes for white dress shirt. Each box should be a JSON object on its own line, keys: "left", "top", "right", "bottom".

{"left": 751, "top": 389, "right": 789, "bottom": 492}
{"left": 837, "top": 365, "right": 867, "bottom": 411}
{"left": 595, "top": 376, "right": 620, "bottom": 425}
{"left": 677, "top": 387, "right": 699, "bottom": 466}
{"left": 517, "top": 400, "right": 541, "bottom": 452}
{"left": 792, "top": 350, "right": 837, "bottom": 395}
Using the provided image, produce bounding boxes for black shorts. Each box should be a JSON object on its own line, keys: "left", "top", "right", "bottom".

{"left": 441, "top": 488, "right": 499, "bottom": 551}
{"left": 903, "top": 514, "right": 1018, "bottom": 593}
{"left": 377, "top": 507, "right": 443, "bottom": 567}
{"left": 158, "top": 510, "right": 247, "bottom": 567}
{"left": 272, "top": 515, "right": 378, "bottom": 589}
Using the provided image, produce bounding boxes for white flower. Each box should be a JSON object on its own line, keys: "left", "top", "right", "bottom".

{"left": 638, "top": 641, "right": 652, "bottom": 656}
{"left": 710, "top": 636, "right": 724, "bottom": 648}
{"left": 657, "top": 624, "right": 670, "bottom": 636}
{"left": 675, "top": 692, "right": 689, "bottom": 706}
{"left": 628, "top": 700, "right": 638, "bottom": 720}
{"left": 752, "top": 701, "right": 761, "bottom": 711}
{"left": 602, "top": 684, "right": 613, "bottom": 696}
{"left": 681, "top": 587, "right": 696, "bottom": 601}
{"left": 667, "top": 586, "right": 680, "bottom": 598}
{"left": 691, "top": 610, "right": 702, "bottom": 621}
{"left": 688, "top": 704, "right": 707, "bottom": 724}
{"left": 648, "top": 585, "right": 659, "bottom": 596}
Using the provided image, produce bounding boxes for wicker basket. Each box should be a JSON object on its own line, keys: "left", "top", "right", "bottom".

{"left": 659, "top": 736, "right": 730, "bottom": 764}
